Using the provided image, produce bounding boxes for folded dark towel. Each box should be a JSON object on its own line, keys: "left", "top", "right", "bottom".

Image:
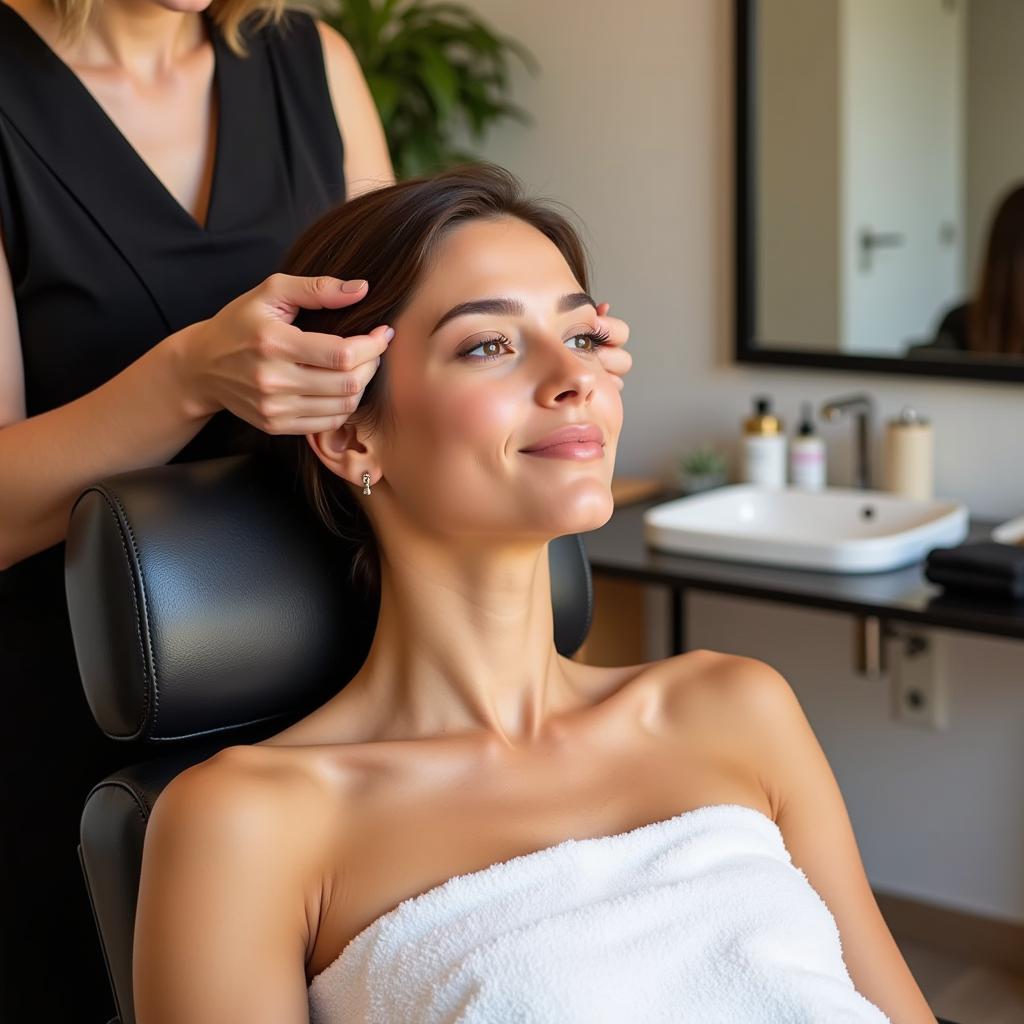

{"left": 924, "top": 541, "right": 1024, "bottom": 600}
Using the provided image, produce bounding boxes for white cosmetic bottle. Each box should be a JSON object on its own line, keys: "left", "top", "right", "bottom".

{"left": 790, "top": 402, "right": 826, "bottom": 491}
{"left": 741, "top": 396, "right": 787, "bottom": 488}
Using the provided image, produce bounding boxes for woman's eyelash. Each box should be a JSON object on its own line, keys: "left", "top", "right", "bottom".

{"left": 458, "top": 326, "right": 613, "bottom": 362}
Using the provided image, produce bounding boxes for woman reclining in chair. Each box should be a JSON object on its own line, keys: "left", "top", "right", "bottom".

{"left": 133, "top": 162, "right": 938, "bottom": 1024}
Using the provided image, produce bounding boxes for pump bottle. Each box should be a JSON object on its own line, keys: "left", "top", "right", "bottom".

{"left": 741, "top": 396, "right": 786, "bottom": 488}
{"left": 790, "top": 402, "right": 826, "bottom": 491}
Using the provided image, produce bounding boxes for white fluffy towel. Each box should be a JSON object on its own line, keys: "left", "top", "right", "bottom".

{"left": 307, "top": 802, "right": 892, "bottom": 1023}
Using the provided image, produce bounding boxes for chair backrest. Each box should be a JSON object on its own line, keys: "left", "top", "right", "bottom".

{"left": 64, "top": 454, "right": 595, "bottom": 1024}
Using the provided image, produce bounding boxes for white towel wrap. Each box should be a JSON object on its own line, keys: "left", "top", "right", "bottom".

{"left": 308, "top": 802, "right": 892, "bottom": 1023}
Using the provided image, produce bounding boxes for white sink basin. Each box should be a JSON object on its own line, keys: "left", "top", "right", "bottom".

{"left": 643, "top": 484, "right": 969, "bottom": 573}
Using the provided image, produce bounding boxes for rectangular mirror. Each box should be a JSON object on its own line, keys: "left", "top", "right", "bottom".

{"left": 736, "top": 0, "right": 1024, "bottom": 382}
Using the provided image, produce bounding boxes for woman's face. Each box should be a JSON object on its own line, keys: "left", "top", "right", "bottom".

{"left": 337, "top": 214, "right": 623, "bottom": 545}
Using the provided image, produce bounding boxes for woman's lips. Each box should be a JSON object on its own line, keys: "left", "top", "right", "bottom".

{"left": 519, "top": 423, "right": 605, "bottom": 456}
{"left": 520, "top": 441, "right": 605, "bottom": 460}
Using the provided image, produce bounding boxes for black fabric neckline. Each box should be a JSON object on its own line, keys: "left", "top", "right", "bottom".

{"left": 0, "top": 2, "right": 231, "bottom": 234}
{"left": 0, "top": 3, "right": 305, "bottom": 333}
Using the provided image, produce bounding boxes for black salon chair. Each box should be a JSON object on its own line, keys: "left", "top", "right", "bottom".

{"left": 63, "top": 453, "right": 962, "bottom": 1024}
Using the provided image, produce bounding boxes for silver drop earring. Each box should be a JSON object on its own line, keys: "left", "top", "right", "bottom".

{"left": 362, "top": 471, "right": 372, "bottom": 495}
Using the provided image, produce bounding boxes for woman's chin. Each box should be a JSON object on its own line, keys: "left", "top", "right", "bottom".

{"left": 540, "top": 490, "right": 615, "bottom": 536}
{"left": 154, "top": 0, "right": 214, "bottom": 13}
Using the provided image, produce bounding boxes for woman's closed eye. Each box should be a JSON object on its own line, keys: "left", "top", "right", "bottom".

{"left": 457, "top": 326, "right": 612, "bottom": 363}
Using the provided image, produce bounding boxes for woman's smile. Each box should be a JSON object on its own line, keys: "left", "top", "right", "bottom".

{"left": 520, "top": 440, "right": 605, "bottom": 460}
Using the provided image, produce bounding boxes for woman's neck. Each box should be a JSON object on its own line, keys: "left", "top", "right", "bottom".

{"left": 11, "top": 0, "right": 206, "bottom": 77}
{"left": 326, "top": 543, "right": 588, "bottom": 753}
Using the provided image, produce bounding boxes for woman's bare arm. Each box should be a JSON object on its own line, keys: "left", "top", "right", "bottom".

{"left": 0, "top": 226, "right": 24, "bottom": 429}
{"left": 316, "top": 20, "right": 396, "bottom": 197}
{"left": 134, "top": 747, "right": 328, "bottom": 1024}
{"left": 0, "top": 231, "right": 214, "bottom": 569}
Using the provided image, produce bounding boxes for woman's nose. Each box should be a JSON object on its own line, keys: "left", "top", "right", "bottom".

{"left": 533, "top": 340, "right": 601, "bottom": 401}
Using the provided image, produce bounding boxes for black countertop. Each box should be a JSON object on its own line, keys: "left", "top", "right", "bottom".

{"left": 580, "top": 491, "right": 1024, "bottom": 642}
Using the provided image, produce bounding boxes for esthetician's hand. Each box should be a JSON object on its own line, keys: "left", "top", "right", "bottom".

{"left": 172, "top": 274, "right": 393, "bottom": 434}
{"left": 593, "top": 302, "right": 631, "bottom": 391}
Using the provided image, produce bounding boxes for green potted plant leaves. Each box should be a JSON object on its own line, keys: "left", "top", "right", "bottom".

{"left": 678, "top": 446, "right": 729, "bottom": 496}
{"left": 323, "top": 0, "right": 540, "bottom": 178}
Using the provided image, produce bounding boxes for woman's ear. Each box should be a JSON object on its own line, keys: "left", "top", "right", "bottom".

{"left": 305, "top": 419, "right": 378, "bottom": 490}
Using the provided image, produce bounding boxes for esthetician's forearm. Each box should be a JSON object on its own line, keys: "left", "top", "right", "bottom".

{"left": 0, "top": 325, "right": 213, "bottom": 569}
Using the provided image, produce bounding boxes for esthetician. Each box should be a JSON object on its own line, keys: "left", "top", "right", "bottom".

{"left": 0, "top": 0, "right": 633, "bottom": 1016}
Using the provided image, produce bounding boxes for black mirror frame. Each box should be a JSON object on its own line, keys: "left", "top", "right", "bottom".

{"left": 734, "top": 0, "right": 1024, "bottom": 385}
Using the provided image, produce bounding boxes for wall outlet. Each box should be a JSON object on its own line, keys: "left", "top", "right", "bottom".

{"left": 887, "top": 628, "right": 949, "bottom": 730}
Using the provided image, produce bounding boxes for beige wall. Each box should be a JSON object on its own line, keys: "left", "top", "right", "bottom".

{"left": 459, "top": 0, "right": 1024, "bottom": 925}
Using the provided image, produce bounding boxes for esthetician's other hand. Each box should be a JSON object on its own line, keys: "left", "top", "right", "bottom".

{"left": 593, "top": 302, "right": 631, "bottom": 391}
{"left": 172, "top": 274, "right": 393, "bottom": 434}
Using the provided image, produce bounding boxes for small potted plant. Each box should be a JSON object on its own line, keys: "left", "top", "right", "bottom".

{"left": 678, "top": 446, "right": 729, "bottom": 496}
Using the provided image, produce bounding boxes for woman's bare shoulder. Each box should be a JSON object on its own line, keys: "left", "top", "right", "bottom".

{"left": 561, "top": 648, "right": 772, "bottom": 733}
{"left": 624, "top": 648, "right": 772, "bottom": 715}
{"left": 669, "top": 650, "right": 799, "bottom": 744}
{"left": 153, "top": 743, "right": 349, "bottom": 869}
{"left": 668, "top": 651, "right": 796, "bottom": 811}
{"left": 640, "top": 650, "right": 786, "bottom": 791}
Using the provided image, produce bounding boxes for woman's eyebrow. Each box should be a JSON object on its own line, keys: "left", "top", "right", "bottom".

{"left": 428, "top": 291, "right": 596, "bottom": 336}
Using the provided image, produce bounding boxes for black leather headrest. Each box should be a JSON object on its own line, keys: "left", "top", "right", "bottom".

{"left": 64, "top": 455, "right": 370, "bottom": 742}
{"left": 64, "top": 454, "right": 593, "bottom": 744}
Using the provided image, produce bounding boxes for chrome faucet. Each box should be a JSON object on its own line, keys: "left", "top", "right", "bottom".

{"left": 819, "top": 393, "right": 875, "bottom": 490}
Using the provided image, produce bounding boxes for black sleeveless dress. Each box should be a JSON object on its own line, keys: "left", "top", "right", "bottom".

{"left": 0, "top": 6, "right": 347, "bottom": 1018}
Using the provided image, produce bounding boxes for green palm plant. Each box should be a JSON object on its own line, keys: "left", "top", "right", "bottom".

{"left": 323, "top": 0, "right": 540, "bottom": 178}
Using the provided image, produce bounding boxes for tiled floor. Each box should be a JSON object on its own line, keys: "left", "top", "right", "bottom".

{"left": 896, "top": 937, "right": 1024, "bottom": 1024}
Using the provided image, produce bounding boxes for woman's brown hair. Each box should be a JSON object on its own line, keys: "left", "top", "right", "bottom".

{"left": 969, "top": 182, "right": 1024, "bottom": 355}
{"left": 263, "top": 161, "right": 592, "bottom": 606}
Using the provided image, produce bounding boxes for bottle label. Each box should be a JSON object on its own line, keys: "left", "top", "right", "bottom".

{"left": 792, "top": 450, "right": 823, "bottom": 464}
{"left": 742, "top": 436, "right": 787, "bottom": 487}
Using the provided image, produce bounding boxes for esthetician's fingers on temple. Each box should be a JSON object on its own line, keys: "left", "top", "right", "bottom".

{"left": 285, "top": 323, "right": 392, "bottom": 377}
{"left": 275, "top": 324, "right": 393, "bottom": 420}
{"left": 174, "top": 272, "right": 392, "bottom": 434}
{"left": 593, "top": 301, "right": 631, "bottom": 391}
{"left": 211, "top": 320, "right": 393, "bottom": 436}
